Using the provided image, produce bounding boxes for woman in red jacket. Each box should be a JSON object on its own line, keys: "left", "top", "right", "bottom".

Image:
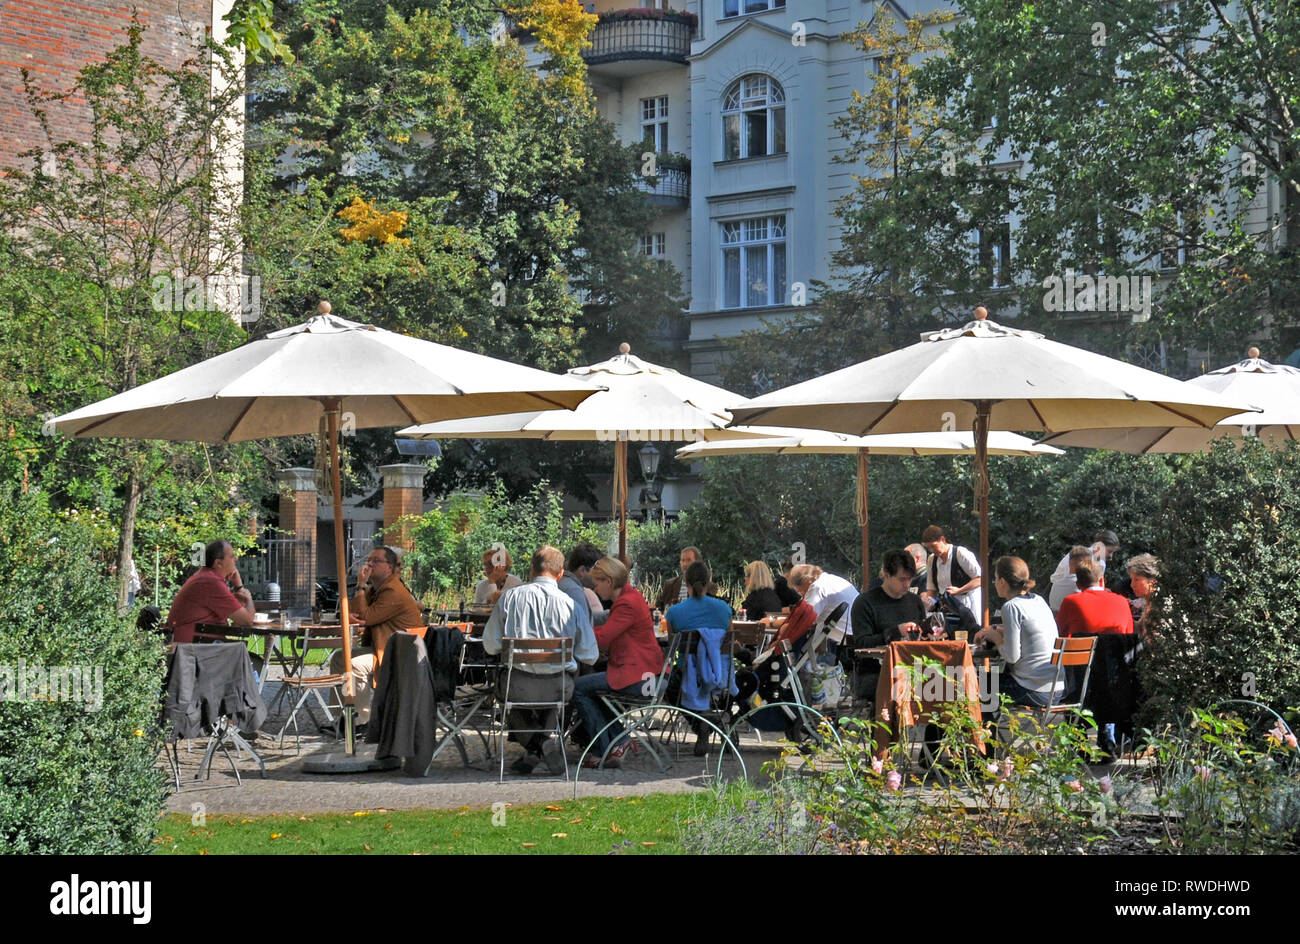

{"left": 572, "top": 556, "right": 665, "bottom": 768}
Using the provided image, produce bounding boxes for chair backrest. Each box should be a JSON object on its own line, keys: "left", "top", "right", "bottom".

{"left": 1047, "top": 635, "right": 1097, "bottom": 711}
{"left": 403, "top": 625, "right": 429, "bottom": 640}
{"left": 502, "top": 635, "right": 572, "bottom": 669}
{"left": 729, "top": 621, "right": 766, "bottom": 648}
{"left": 816, "top": 601, "right": 850, "bottom": 644}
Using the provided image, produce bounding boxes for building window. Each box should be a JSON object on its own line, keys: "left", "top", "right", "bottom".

{"left": 638, "top": 233, "right": 666, "bottom": 258}
{"left": 723, "top": 0, "right": 785, "bottom": 17}
{"left": 722, "top": 75, "right": 785, "bottom": 160}
{"left": 978, "top": 222, "right": 1011, "bottom": 288}
{"left": 640, "top": 96, "right": 669, "bottom": 153}
{"left": 722, "top": 215, "right": 787, "bottom": 308}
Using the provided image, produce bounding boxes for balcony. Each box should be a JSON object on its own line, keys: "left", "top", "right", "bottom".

{"left": 583, "top": 10, "right": 695, "bottom": 76}
{"left": 635, "top": 154, "right": 690, "bottom": 207}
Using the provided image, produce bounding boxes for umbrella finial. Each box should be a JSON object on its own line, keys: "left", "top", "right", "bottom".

{"left": 318, "top": 300, "right": 332, "bottom": 315}
{"left": 974, "top": 306, "right": 989, "bottom": 321}
{"left": 1248, "top": 346, "right": 1261, "bottom": 359}
{"left": 619, "top": 342, "right": 631, "bottom": 355}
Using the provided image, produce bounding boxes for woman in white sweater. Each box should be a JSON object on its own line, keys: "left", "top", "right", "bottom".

{"left": 974, "top": 556, "right": 1064, "bottom": 709}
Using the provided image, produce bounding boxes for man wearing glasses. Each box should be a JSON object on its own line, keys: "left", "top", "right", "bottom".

{"left": 330, "top": 546, "right": 422, "bottom": 733}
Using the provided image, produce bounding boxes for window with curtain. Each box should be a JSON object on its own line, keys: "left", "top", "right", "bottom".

{"left": 722, "top": 75, "right": 786, "bottom": 160}
{"left": 722, "top": 215, "right": 787, "bottom": 308}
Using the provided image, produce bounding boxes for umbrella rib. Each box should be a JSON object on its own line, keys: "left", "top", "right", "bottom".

{"left": 71, "top": 414, "right": 122, "bottom": 437}
{"left": 1152, "top": 402, "right": 1220, "bottom": 429}
{"left": 1027, "top": 400, "right": 1049, "bottom": 430}
{"left": 391, "top": 396, "right": 419, "bottom": 426}
{"left": 533, "top": 393, "right": 578, "bottom": 411}
{"left": 220, "top": 400, "right": 257, "bottom": 443}
{"left": 859, "top": 401, "right": 900, "bottom": 437}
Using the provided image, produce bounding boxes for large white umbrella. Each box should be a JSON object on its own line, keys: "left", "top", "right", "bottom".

{"left": 678, "top": 429, "right": 1063, "bottom": 585}
{"left": 54, "top": 304, "right": 597, "bottom": 757}
{"left": 1041, "top": 348, "right": 1300, "bottom": 453}
{"left": 728, "top": 309, "right": 1259, "bottom": 624}
{"left": 400, "top": 343, "right": 768, "bottom": 557}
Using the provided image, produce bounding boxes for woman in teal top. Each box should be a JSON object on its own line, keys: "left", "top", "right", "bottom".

{"left": 665, "top": 561, "right": 733, "bottom": 632}
{"left": 665, "top": 560, "right": 734, "bottom": 755}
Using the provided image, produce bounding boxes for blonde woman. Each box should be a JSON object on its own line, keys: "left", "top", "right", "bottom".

{"left": 740, "top": 560, "right": 784, "bottom": 620}
{"left": 572, "top": 557, "right": 663, "bottom": 767}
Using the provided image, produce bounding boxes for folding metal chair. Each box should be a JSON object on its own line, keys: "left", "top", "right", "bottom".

{"left": 1005, "top": 635, "right": 1097, "bottom": 754}
{"left": 497, "top": 636, "right": 573, "bottom": 781}
{"left": 592, "top": 632, "right": 685, "bottom": 770}
{"left": 275, "top": 624, "right": 347, "bottom": 753}
{"left": 430, "top": 625, "right": 499, "bottom": 766}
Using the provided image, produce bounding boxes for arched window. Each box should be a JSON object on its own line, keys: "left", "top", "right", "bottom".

{"left": 722, "top": 75, "right": 785, "bottom": 160}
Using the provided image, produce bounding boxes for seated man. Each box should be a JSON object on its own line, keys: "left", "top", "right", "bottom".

{"left": 654, "top": 546, "right": 718, "bottom": 611}
{"left": 849, "top": 548, "right": 929, "bottom": 702}
{"left": 473, "top": 547, "right": 523, "bottom": 605}
{"left": 1056, "top": 559, "right": 1134, "bottom": 637}
{"left": 166, "top": 540, "right": 255, "bottom": 643}
{"left": 561, "top": 543, "right": 603, "bottom": 627}
{"left": 482, "top": 545, "right": 598, "bottom": 775}
{"left": 330, "top": 546, "right": 422, "bottom": 734}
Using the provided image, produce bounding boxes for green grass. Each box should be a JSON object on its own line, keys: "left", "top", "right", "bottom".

{"left": 156, "top": 794, "right": 697, "bottom": 854}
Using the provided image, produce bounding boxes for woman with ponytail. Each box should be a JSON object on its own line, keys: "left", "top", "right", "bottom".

{"left": 974, "top": 556, "right": 1064, "bottom": 709}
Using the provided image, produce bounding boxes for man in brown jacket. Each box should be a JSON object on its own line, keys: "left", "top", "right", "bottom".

{"left": 330, "top": 546, "right": 422, "bottom": 730}
{"left": 654, "top": 547, "right": 721, "bottom": 611}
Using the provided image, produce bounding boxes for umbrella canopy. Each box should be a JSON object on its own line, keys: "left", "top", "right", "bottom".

{"left": 677, "top": 429, "right": 1064, "bottom": 457}
{"left": 728, "top": 309, "right": 1258, "bottom": 624}
{"left": 678, "top": 429, "right": 1063, "bottom": 584}
{"left": 400, "top": 343, "right": 768, "bottom": 555}
{"left": 1040, "top": 348, "right": 1300, "bottom": 453}
{"left": 53, "top": 304, "right": 598, "bottom": 760}
{"left": 54, "top": 312, "right": 596, "bottom": 443}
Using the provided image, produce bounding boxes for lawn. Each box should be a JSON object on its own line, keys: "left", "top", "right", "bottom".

{"left": 156, "top": 793, "right": 697, "bottom": 854}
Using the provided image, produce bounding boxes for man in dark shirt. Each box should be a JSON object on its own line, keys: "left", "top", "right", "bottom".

{"left": 849, "top": 548, "right": 929, "bottom": 702}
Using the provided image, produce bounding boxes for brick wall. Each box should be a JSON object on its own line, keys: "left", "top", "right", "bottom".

{"left": 0, "top": 1, "right": 218, "bottom": 171}
{"left": 380, "top": 464, "right": 427, "bottom": 553}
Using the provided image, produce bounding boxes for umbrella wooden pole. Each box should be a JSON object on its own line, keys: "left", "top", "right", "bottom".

{"left": 328, "top": 403, "right": 357, "bottom": 755}
{"left": 973, "top": 401, "right": 992, "bottom": 628}
{"left": 614, "top": 437, "right": 628, "bottom": 559}
{"left": 857, "top": 448, "right": 870, "bottom": 587}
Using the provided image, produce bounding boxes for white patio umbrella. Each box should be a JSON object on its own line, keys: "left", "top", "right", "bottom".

{"left": 1040, "top": 348, "right": 1300, "bottom": 453}
{"left": 677, "top": 429, "right": 1063, "bottom": 586}
{"left": 53, "top": 303, "right": 597, "bottom": 759}
{"left": 400, "top": 343, "right": 769, "bottom": 557}
{"left": 728, "top": 309, "right": 1259, "bottom": 625}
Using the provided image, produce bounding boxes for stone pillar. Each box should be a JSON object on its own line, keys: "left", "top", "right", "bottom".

{"left": 276, "top": 467, "right": 318, "bottom": 609}
{"left": 380, "top": 463, "right": 426, "bottom": 553}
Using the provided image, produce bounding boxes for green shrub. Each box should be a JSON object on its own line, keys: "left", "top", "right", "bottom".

{"left": 400, "top": 479, "right": 621, "bottom": 602}
{"left": 0, "top": 489, "right": 166, "bottom": 853}
{"left": 1144, "top": 439, "right": 1300, "bottom": 725}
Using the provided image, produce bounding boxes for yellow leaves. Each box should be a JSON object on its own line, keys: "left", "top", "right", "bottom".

{"left": 337, "top": 197, "right": 412, "bottom": 246}
{"left": 508, "top": 0, "right": 596, "bottom": 60}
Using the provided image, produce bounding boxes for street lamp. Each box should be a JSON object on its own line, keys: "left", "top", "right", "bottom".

{"left": 637, "top": 444, "right": 663, "bottom": 523}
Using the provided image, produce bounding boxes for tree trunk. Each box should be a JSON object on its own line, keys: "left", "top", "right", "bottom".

{"left": 116, "top": 466, "right": 141, "bottom": 614}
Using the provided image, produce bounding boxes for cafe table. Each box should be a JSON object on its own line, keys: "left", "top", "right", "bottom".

{"left": 195, "top": 618, "right": 355, "bottom": 694}
{"left": 864, "top": 640, "right": 987, "bottom": 755}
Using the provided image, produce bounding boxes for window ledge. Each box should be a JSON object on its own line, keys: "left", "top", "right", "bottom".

{"left": 714, "top": 153, "right": 788, "bottom": 168}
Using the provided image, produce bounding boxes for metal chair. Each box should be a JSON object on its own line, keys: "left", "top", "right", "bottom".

{"left": 275, "top": 624, "right": 348, "bottom": 753}
{"left": 497, "top": 636, "right": 574, "bottom": 781}
{"left": 593, "top": 632, "right": 685, "bottom": 771}
{"left": 431, "top": 626, "right": 499, "bottom": 766}
{"left": 1005, "top": 635, "right": 1098, "bottom": 753}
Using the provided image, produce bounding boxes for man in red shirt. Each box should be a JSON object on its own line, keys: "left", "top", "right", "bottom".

{"left": 166, "top": 540, "right": 255, "bottom": 643}
{"left": 1056, "top": 559, "right": 1134, "bottom": 637}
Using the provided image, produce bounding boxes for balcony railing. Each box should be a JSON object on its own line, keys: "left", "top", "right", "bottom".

{"left": 583, "top": 11, "right": 695, "bottom": 67}
{"left": 635, "top": 161, "right": 690, "bottom": 205}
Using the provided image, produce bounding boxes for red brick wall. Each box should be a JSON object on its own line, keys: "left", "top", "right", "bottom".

{"left": 0, "top": 1, "right": 216, "bottom": 171}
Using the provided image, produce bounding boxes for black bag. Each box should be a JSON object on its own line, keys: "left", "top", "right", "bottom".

{"left": 930, "top": 591, "right": 979, "bottom": 638}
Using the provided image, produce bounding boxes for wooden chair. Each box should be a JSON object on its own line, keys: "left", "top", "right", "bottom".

{"left": 1007, "top": 636, "right": 1097, "bottom": 753}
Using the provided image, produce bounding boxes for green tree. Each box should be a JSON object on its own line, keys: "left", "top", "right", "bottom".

{"left": 245, "top": 1, "right": 686, "bottom": 499}
{"left": 0, "top": 24, "right": 269, "bottom": 607}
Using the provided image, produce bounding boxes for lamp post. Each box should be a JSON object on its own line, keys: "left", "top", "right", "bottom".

{"left": 637, "top": 443, "right": 662, "bottom": 523}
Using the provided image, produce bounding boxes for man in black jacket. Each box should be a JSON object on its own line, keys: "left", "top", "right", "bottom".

{"left": 849, "top": 549, "right": 929, "bottom": 701}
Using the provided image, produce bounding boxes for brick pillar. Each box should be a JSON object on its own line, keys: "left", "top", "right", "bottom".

{"left": 276, "top": 467, "right": 318, "bottom": 609}
{"left": 381, "top": 463, "right": 426, "bottom": 553}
